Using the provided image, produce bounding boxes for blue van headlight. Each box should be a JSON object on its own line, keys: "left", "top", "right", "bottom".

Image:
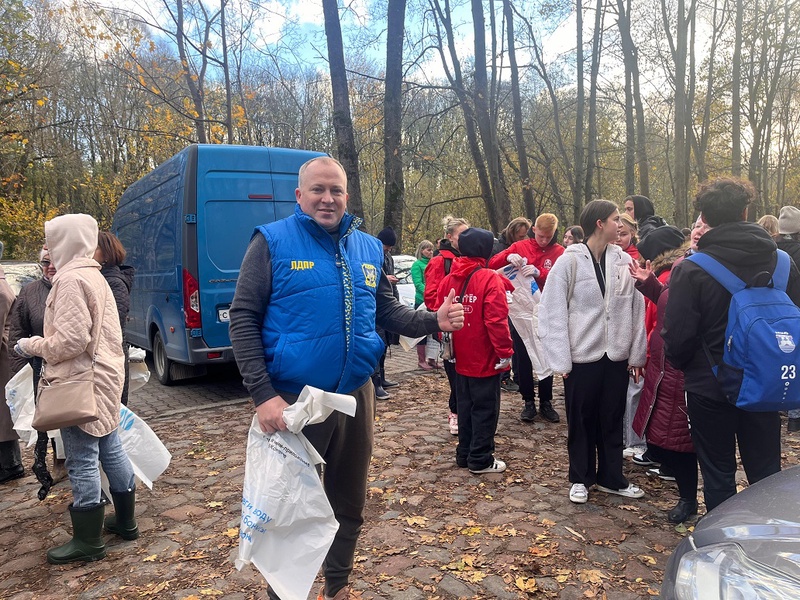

{"left": 674, "top": 543, "right": 800, "bottom": 600}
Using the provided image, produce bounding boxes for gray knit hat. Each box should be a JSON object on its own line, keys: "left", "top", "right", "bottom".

{"left": 778, "top": 206, "right": 800, "bottom": 235}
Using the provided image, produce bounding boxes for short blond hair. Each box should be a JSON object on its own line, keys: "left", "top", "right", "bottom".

{"left": 298, "top": 156, "right": 347, "bottom": 188}
{"left": 535, "top": 213, "right": 558, "bottom": 234}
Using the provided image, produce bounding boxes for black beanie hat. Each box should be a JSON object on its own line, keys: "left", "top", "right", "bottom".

{"left": 637, "top": 225, "right": 685, "bottom": 261}
{"left": 377, "top": 227, "right": 397, "bottom": 246}
{"left": 458, "top": 227, "right": 494, "bottom": 261}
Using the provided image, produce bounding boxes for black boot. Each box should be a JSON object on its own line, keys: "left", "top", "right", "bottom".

{"left": 105, "top": 487, "right": 139, "bottom": 540}
{"left": 47, "top": 503, "right": 107, "bottom": 564}
{"left": 539, "top": 400, "right": 560, "bottom": 423}
{"left": 380, "top": 365, "right": 398, "bottom": 388}
{"left": 0, "top": 440, "right": 24, "bottom": 484}
{"left": 372, "top": 375, "right": 390, "bottom": 400}
{"left": 788, "top": 418, "right": 800, "bottom": 433}
{"left": 520, "top": 400, "right": 537, "bottom": 422}
{"left": 668, "top": 499, "right": 698, "bottom": 523}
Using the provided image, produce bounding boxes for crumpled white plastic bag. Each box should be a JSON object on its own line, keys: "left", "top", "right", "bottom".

{"left": 235, "top": 386, "right": 357, "bottom": 600}
{"left": 5, "top": 364, "right": 37, "bottom": 446}
{"left": 116, "top": 405, "right": 171, "bottom": 489}
{"left": 500, "top": 264, "right": 553, "bottom": 379}
{"left": 128, "top": 346, "right": 150, "bottom": 393}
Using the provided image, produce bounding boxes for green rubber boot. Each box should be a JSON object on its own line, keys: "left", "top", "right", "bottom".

{"left": 104, "top": 487, "right": 139, "bottom": 540}
{"left": 47, "top": 503, "right": 107, "bottom": 564}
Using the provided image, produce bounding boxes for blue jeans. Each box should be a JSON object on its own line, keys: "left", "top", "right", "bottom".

{"left": 61, "top": 427, "right": 135, "bottom": 507}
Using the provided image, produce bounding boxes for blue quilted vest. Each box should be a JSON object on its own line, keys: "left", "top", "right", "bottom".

{"left": 256, "top": 205, "right": 385, "bottom": 395}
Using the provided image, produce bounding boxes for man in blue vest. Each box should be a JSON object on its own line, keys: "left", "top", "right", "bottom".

{"left": 230, "top": 156, "right": 464, "bottom": 600}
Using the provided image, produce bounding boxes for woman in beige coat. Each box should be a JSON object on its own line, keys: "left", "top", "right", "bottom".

{"left": 16, "top": 214, "right": 138, "bottom": 564}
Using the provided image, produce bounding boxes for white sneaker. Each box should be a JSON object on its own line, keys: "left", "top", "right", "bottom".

{"left": 448, "top": 412, "right": 458, "bottom": 435}
{"left": 569, "top": 483, "right": 588, "bottom": 504}
{"left": 596, "top": 483, "right": 645, "bottom": 498}
{"left": 469, "top": 459, "right": 506, "bottom": 474}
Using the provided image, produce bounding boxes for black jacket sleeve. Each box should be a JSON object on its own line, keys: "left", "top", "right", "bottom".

{"left": 375, "top": 274, "right": 440, "bottom": 338}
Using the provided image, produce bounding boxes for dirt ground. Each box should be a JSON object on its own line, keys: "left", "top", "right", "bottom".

{"left": 1, "top": 370, "right": 798, "bottom": 599}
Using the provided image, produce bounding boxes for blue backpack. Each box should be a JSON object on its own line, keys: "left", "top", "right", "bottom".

{"left": 687, "top": 250, "right": 800, "bottom": 412}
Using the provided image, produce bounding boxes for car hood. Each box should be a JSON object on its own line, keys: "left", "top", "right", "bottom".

{"left": 690, "top": 466, "right": 800, "bottom": 577}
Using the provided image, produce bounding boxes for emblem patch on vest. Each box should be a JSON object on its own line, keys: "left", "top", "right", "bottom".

{"left": 362, "top": 264, "right": 377, "bottom": 288}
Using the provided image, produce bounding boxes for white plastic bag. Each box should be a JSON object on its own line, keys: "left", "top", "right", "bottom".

{"left": 116, "top": 405, "right": 171, "bottom": 489}
{"left": 501, "top": 264, "right": 553, "bottom": 379}
{"left": 398, "top": 303, "right": 429, "bottom": 351}
{"left": 128, "top": 346, "right": 150, "bottom": 393}
{"left": 5, "top": 364, "right": 36, "bottom": 446}
{"left": 235, "top": 386, "right": 357, "bottom": 600}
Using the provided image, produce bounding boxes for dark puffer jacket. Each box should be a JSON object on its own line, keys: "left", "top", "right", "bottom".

{"left": 9, "top": 278, "right": 52, "bottom": 380}
{"left": 777, "top": 236, "right": 800, "bottom": 268}
{"left": 101, "top": 264, "right": 135, "bottom": 404}
{"left": 632, "top": 252, "right": 693, "bottom": 453}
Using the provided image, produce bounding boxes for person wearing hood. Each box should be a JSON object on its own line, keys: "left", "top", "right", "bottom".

{"left": 490, "top": 213, "right": 565, "bottom": 424}
{"left": 663, "top": 178, "right": 800, "bottom": 512}
{"left": 437, "top": 228, "right": 513, "bottom": 474}
{"left": 0, "top": 245, "right": 20, "bottom": 487}
{"left": 624, "top": 195, "right": 667, "bottom": 241}
{"left": 425, "top": 215, "right": 470, "bottom": 436}
{"left": 14, "top": 214, "right": 138, "bottom": 564}
{"left": 9, "top": 247, "right": 67, "bottom": 498}
{"left": 95, "top": 232, "right": 135, "bottom": 406}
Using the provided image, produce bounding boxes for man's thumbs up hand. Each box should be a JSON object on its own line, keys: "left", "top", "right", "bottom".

{"left": 437, "top": 288, "right": 464, "bottom": 331}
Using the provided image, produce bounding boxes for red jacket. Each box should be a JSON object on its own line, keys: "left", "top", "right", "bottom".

{"left": 632, "top": 262, "right": 693, "bottom": 453}
{"left": 424, "top": 248, "right": 458, "bottom": 310}
{"left": 488, "top": 238, "right": 565, "bottom": 289}
{"left": 623, "top": 243, "right": 641, "bottom": 262}
{"left": 437, "top": 257, "right": 514, "bottom": 378}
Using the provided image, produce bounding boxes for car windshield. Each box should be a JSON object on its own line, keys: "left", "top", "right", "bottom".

{"left": 1, "top": 262, "right": 42, "bottom": 295}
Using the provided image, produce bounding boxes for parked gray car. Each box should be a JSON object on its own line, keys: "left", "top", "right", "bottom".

{"left": 0, "top": 261, "right": 42, "bottom": 294}
{"left": 661, "top": 465, "right": 800, "bottom": 599}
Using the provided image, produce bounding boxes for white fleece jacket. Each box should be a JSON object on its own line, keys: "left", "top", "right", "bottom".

{"left": 538, "top": 243, "right": 647, "bottom": 374}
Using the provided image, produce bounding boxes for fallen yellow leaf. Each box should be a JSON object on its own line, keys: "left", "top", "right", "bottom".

{"left": 207, "top": 501, "right": 223, "bottom": 508}
{"left": 405, "top": 516, "right": 428, "bottom": 526}
{"left": 142, "top": 554, "right": 157, "bottom": 562}
{"left": 223, "top": 528, "right": 239, "bottom": 538}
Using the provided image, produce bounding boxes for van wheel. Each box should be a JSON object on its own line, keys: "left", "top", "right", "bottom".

{"left": 152, "top": 331, "right": 174, "bottom": 386}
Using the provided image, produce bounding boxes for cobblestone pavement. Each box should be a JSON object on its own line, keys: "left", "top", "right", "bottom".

{"left": 1, "top": 348, "right": 799, "bottom": 599}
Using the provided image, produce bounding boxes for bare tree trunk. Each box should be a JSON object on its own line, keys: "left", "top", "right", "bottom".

{"left": 503, "top": 0, "right": 536, "bottom": 220}
{"left": 383, "top": 0, "right": 406, "bottom": 245}
{"left": 731, "top": 0, "right": 742, "bottom": 176}
{"left": 471, "top": 0, "right": 509, "bottom": 228}
{"left": 220, "top": 0, "right": 233, "bottom": 144}
{"left": 584, "top": 0, "right": 604, "bottom": 214}
{"left": 176, "top": 0, "right": 207, "bottom": 143}
{"left": 623, "top": 67, "right": 635, "bottom": 195}
{"left": 574, "top": 0, "right": 586, "bottom": 221}
{"left": 322, "top": 0, "right": 364, "bottom": 219}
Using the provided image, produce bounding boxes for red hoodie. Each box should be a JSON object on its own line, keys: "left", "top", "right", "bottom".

{"left": 424, "top": 248, "right": 458, "bottom": 310}
{"left": 488, "top": 238, "right": 565, "bottom": 289}
{"left": 437, "top": 256, "right": 514, "bottom": 378}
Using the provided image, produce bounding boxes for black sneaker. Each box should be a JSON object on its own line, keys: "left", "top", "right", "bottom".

{"left": 539, "top": 402, "right": 560, "bottom": 423}
{"left": 631, "top": 451, "right": 658, "bottom": 467}
{"left": 520, "top": 402, "right": 537, "bottom": 422}
{"left": 501, "top": 379, "right": 520, "bottom": 393}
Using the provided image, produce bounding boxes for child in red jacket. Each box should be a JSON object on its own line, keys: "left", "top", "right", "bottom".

{"left": 439, "top": 228, "right": 514, "bottom": 474}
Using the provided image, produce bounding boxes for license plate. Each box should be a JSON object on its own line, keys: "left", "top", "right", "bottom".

{"left": 218, "top": 308, "right": 230, "bottom": 322}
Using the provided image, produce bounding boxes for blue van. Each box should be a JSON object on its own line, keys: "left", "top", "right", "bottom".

{"left": 112, "top": 144, "right": 325, "bottom": 384}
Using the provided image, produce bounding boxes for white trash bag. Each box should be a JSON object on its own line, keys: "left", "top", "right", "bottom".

{"left": 5, "top": 364, "right": 37, "bottom": 446}
{"left": 116, "top": 405, "right": 171, "bottom": 489}
{"left": 235, "top": 386, "right": 357, "bottom": 600}
{"left": 128, "top": 346, "right": 150, "bottom": 393}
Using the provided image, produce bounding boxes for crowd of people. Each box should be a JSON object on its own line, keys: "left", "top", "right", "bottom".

{"left": 0, "top": 216, "right": 137, "bottom": 564}
{"left": 390, "top": 177, "right": 800, "bottom": 528}
{"left": 1, "top": 156, "right": 797, "bottom": 600}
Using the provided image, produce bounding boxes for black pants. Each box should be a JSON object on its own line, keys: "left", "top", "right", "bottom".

{"left": 443, "top": 359, "right": 458, "bottom": 414}
{"left": 510, "top": 323, "right": 552, "bottom": 404}
{"left": 455, "top": 373, "right": 501, "bottom": 471}
{"left": 686, "top": 392, "right": 781, "bottom": 511}
{"left": 267, "top": 378, "right": 375, "bottom": 599}
{"left": 647, "top": 444, "right": 698, "bottom": 501}
{"left": 564, "top": 356, "right": 629, "bottom": 489}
